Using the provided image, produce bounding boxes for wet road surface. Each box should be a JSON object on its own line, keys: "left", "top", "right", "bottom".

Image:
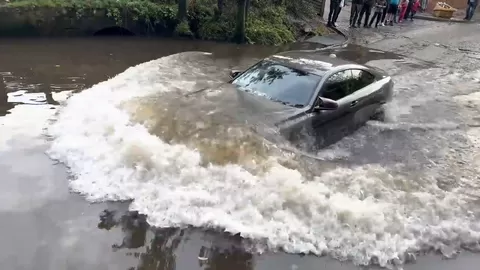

{"left": 2, "top": 19, "right": 480, "bottom": 270}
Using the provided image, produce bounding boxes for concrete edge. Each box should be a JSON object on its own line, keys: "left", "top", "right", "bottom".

{"left": 304, "top": 25, "right": 350, "bottom": 48}
{"left": 414, "top": 14, "right": 474, "bottom": 23}
{"left": 328, "top": 26, "right": 350, "bottom": 46}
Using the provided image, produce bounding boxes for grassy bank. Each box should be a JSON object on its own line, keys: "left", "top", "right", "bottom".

{"left": 4, "top": 0, "right": 326, "bottom": 45}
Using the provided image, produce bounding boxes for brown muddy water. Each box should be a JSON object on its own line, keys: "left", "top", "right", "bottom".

{"left": 1, "top": 37, "right": 480, "bottom": 270}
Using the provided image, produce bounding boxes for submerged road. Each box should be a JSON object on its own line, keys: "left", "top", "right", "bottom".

{"left": 1, "top": 18, "right": 480, "bottom": 270}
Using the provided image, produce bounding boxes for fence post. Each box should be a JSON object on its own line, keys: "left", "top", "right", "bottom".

{"left": 307, "top": 0, "right": 326, "bottom": 18}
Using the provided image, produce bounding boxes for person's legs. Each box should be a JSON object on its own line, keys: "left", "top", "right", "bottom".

{"left": 357, "top": 4, "right": 367, "bottom": 26}
{"left": 350, "top": 3, "right": 357, "bottom": 25}
{"left": 405, "top": 2, "right": 413, "bottom": 19}
{"left": 352, "top": 4, "right": 362, "bottom": 26}
{"left": 369, "top": 11, "right": 379, "bottom": 27}
{"left": 381, "top": 5, "right": 388, "bottom": 23}
{"left": 465, "top": 4, "right": 471, "bottom": 19}
{"left": 369, "top": 11, "right": 377, "bottom": 26}
{"left": 421, "top": 0, "right": 427, "bottom": 11}
{"left": 364, "top": 4, "right": 372, "bottom": 26}
{"left": 393, "top": 5, "right": 398, "bottom": 23}
{"left": 410, "top": 10, "right": 416, "bottom": 20}
{"left": 385, "top": 10, "right": 391, "bottom": 24}
{"left": 467, "top": 3, "right": 477, "bottom": 20}
{"left": 399, "top": 6, "right": 407, "bottom": 21}
{"left": 328, "top": 0, "right": 336, "bottom": 25}
{"left": 375, "top": 11, "right": 382, "bottom": 26}
{"left": 385, "top": 5, "right": 392, "bottom": 23}
{"left": 333, "top": 6, "right": 342, "bottom": 25}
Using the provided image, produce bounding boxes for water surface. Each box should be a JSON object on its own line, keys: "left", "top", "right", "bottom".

{"left": 1, "top": 37, "right": 480, "bottom": 270}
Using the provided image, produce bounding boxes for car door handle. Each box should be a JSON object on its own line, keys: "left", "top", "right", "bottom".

{"left": 350, "top": 100, "right": 358, "bottom": 107}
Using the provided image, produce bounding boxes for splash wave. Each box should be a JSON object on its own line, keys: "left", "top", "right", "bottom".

{"left": 47, "top": 52, "right": 480, "bottom": 268}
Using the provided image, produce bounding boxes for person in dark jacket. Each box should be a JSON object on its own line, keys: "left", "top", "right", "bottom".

{"left": 350, "top": 0, "right": 365, "bottom": 27}
{"left": 357, "top": 0, "right": 375, "bottom": 27}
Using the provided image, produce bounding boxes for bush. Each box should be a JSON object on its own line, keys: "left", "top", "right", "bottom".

{"left": 174, "top": 19, "right": 193, "bottom": 37}
{"left": 246, "top": 20, "right": 295, "bottom": 46}
{"left": 198, "top": 16, "right": 235, "bottom": 41}
{"left": 285, "top": 0, "right": 317, "bottom": 19}
{"left": 8, "top": 0, "right": 177, "bottom": 26}
{"left": 245, "top": 6, "right": 295, "bottom": 46}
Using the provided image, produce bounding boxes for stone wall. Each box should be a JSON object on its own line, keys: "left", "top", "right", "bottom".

{"left": 0, "top": 6, "right": 171, "bottom": 36}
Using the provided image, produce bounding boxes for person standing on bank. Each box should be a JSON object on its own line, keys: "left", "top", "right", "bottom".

{"left": 398, "top": 0, "right": 408, "bottom": 22}
{"left": 385, "top": 0, "right": 399, "bottom": 25}
{"left": 379, "top": 0, "right": 389, "bottom": 26}
{"left": 404, "top": 0, "right": 415, "bottom": 21}
{"left": 464, "top": 0, "right": 478, "bottom": 21}
{"left": 331, "top": 0, "right": 346, "bottom": 27}
{"left": 350, "top": 0, "right": 365, "bottom": 27}
{"left": 369, "top": 0, "right": 388, "bottom": 27}
{"left": 410, "top": 0, "right": 421, "bottom": 20}
{"left": 357, "top": 0, "right": 375, "bottom": 27}
{"left": 327, "top": 0, "right": 341, "bottom": 27}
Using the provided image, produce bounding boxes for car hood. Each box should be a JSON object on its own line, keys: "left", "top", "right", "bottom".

{"left": 185, "top": 83, "right": 303, "bottom": 125}
{"left": 144, "top": 83, "right": 305, "bottom": 147}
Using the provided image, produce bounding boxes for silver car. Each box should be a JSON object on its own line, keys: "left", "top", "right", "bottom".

{"left": 228, "top": 49, "right": 394, "bottom": 148}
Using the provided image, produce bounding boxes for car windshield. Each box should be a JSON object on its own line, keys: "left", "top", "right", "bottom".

{"left": 231, "top": 60, "right": 322, "bottom": 107}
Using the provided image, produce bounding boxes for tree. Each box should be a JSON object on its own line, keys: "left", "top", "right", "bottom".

{"left": 245, "top": 0, "right": 250, "bottom": 22}
{"left": 177, "top": 0, "right": 188, "bottom": 21}
{"left": 234, "top": 0, "right": 248, "bottom": 43}
{"left": 217, "top": 0, "right": 224, "bottom": 15}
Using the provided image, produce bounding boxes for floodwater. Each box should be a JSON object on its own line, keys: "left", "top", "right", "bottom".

{"left": 2, "top": 37, "right": 480, "bottom": 270}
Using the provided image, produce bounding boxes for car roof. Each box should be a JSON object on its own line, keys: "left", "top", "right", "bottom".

{"left": 264, "top": 49, "right": 365, "bottom": 76}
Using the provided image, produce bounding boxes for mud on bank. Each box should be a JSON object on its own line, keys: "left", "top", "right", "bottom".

{"left": 0, "top": 0, "right": 333, "bottom": 45}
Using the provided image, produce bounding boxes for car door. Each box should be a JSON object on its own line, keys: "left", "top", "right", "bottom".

{"left": 311, "top": 69, "right": 355, "bottom": 129}
{"left": 347, "top": 69, "right": 380, "bottom": 124}
{"left": 308, "top": 69, "right": 356, "bottom": 146}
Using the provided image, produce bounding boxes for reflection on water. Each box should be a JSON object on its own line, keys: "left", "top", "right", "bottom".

{"left": 97, "top": 209, "right": 253, "bottom": 270}
{"left": 199, "top": 245, "right": 253, "bottom": 270}
{"left": 0, "top": 77, "right": 12, "bottom": 116}
{"left": 0, "top": 37, "right": 282, "bottom": 117}
{"left": 99, "top": 210, "right": 149, "bottom": 250}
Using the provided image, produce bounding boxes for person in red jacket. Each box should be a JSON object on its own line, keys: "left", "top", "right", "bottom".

{"left": 398, "top": 0, "right": 409, "bottom": 22}
{"left": 409, "top": 0, "right": 421, "bottom": 20}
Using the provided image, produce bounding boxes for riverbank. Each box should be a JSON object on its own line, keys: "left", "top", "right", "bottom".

{"left": 0, "top": 0, "right": 334, "bottom": 45}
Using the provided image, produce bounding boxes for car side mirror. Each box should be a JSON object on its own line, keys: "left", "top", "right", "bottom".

{"left": 313, "top": 97, "right": 338, "bottom": 112}
{"left": 229, "top": 70, "right": 242, "bottom": 79}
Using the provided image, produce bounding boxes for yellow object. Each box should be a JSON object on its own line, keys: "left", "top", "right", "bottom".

{"left": 432, "top": 2, "right": 457, "bottom": 19}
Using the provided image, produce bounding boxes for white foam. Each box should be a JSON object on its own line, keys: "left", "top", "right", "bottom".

{"left": 47, "top": 53, "right": 480, "bottom": 268}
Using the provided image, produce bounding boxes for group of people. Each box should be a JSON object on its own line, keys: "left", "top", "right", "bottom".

{"left": 327, "top": 0, "right": 421, "bottom": 28}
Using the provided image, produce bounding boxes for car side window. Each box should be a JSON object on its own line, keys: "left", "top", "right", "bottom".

{"left": 320, "top": 70, "right": 354, "bottom": 101}
{"left": 351, "top": 69, "right": 376, "bottom": 91}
